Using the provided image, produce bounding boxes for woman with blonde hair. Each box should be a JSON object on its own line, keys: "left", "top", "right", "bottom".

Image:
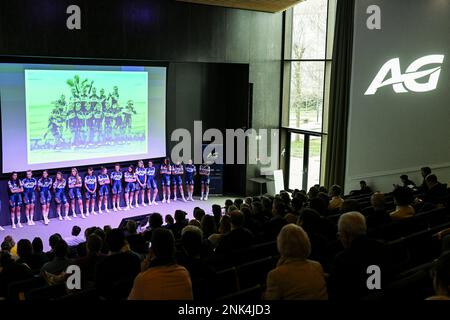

{"left": 265, "top": 224, "right": 328, "bottom": 300}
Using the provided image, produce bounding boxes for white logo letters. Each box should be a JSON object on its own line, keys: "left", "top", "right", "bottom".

{"left": 365, "top": 54, "right": 444, "bottom": 95}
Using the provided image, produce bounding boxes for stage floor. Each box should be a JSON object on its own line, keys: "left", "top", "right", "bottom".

{"left": 1, "top": 196, "right": 229, "bottom": 251}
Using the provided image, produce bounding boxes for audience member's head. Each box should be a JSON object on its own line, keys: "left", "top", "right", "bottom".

{"left": 212, "top": 204, "right": 222, "bottom": 217}
{"left": 251, "top": 201, "right": 264, "bottom": 217}
{"left": 32, "top": 237, "right": 44, "bottom": 254}
{"left": 188, "top": 219, "right": 201, "bottom": 228}
{"left": 431, "top": 251, "right": 450, "bottom": 298}
{"left": 165, "top": 214, "right": 174, "bottom": 226}
{"left": 234, "top": 198, "right": 244, "bottom": 209}
{"left": 1, "top": 240, "right": 12, "bottom": 253}
{"left": 174, "top": 210, "right": 187, "bottom": 224}
{"left": 224, "top": 199, "right": 234, "bottom": 211}
{"left": 244, "top": 197, "right": 253, "bottom": 206}
{"left": 227, "top": 205, "right": 238, "bottom": 213}
{"left": 200, "top": 215, "right": 217, "bottom": 238}
{"left": 318, "top": 192, "right": 330, "bottom": 207}
{"left": 49, "top": 233, "right": 62, "bottom": 251}
{"left": 4, "top": 235, "right": 15, "bottom": 248}
{"left": 126, "top": 220, "right": 137, "bottom": 235}
{"left": 318, "top": 186, "right": 328, "bottom": 194}
{"left": 338, "top": 212, "right": 367, "bottom": 248}
{"left": 297, "top": 208, "right": 322, "bottom": 234}
{"left": 218, "top": 215, "right": 232, "bottom": 234}
{"left": 150, "top": 228, "right": 176, "bottom": 264}
{"left": 149, "top": 213, "right": 164, "bottom": 229}
{"left": 71, "top": 226, "right": 82, "bottom": 237}
{"left": 308, "top": 186, "right": 319, "bottom": 200}
{"left": 341, "top": 199, "right": 361, "bottom": 214}
{"left": 400, "top": 175, "right": 409, "bottom": 184}
{"left": 371, "top": 192, "right": 385, "bottom": 210}
{"left": 17, "top": 239, "right": 33, "bottom": 260}
{"left": 425, "top": 174, "right": 439, "bottom": 189}
{"left": 87, "top": 234, "right": 103, "bottom": 255}
{"left": 392, "top": 186, "right": 414, "bottom": 206}
{"left": 421, "top": 167, "right": 432, "bottom": 178}
{"left": 193, "top": 208, "right": 206, "bottom": 222}
{"left": 360, "top": 180, "right": 368, "bottom": 189}
{"left": 54, "top": 240, "right": 69, "bottom": 259}
{"left": 272, "top": 201, "right": 287, "bottom": 218}
{"left": 229, "top": 210, "right": 245, "bottom": 229}
{"left": 277, "top": 224, "right": 311, "bottom": 262}
{"left": 280, "top": 191, "right": 291, "bottom": 206}
{"left": 330, "top": 185, "right": 342, "bottom": 197}
{"left": 104, "top": 225, "right": 112, "bottom": 234}
{"left": 181, "top": 225, "right": 203, "bottom": 257}
{"left": 106, "top": 229, "right": 126, "bottom": 253}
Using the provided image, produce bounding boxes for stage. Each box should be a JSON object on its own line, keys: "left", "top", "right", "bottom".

{"left": 1, "top": 196, "right": 229, "bottom": 251}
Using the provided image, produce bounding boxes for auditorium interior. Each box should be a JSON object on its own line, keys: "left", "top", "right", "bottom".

{"left": 0, "top": 0, "right": 449, "bottom": 304}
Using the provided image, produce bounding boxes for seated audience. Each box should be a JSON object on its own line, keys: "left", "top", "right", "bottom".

{"left": 193, "top": 208, "right": 206, "bottom": 222}
{"left": 41, "top": 240, "right": 72, "bottom": 285}
{"left": 143, "top": 213, "right": 163, "bottom": 242}
{"left": 64, "top": 225, "right": 84, "bottom": 247}
{"left": 309, "top": 197, "right": 329, "bottom": 216}
{"left": 419, "top": 166, "right": 432, "bottom": 192}
{"left": 208, "top": 215, "right": 231, "bottom": 248}
{"left": 423, "top": 174, "right": 447, "bottom": 206}
{"left": 176, "top": 226, "right": 216, "bottom": 282}
{"left": 224, "top": 199, "right": 234, "bottom": 213}
{"left": 308, "top": 186, "right": 319, "bottom": 200}
{"left": 426, "top": 251, "right": 450, "bottom": 300}
{"left": 265, "top": 224, "right": 328, "bottom": 300}
{"left": 170, "top": 210, "right": 189, "bottom": 240}
{"left": 200, "top": 215, "right": 217, "bottom": 239}
{"left": 3, "top": 236, "right": 17, "bottom": 258}
{"left": 390, "top": 187, "right": 415, "bottom": 220}
{"left": 350, "top": 180, "right": 373, "bottom": 196}
{"left": 128, "top": 228, "right": 193, "bottom": 300}
{"left": 76, "top": 234, "right": 105, "bottom": 288}
{"left": 16, "top": 239, "right": 33, "bottom": 269}
{"left": 164, "top": 214, "right": 174, "bottom": 229}
{"left": 0, "top": 251, "right": 32, "bottom": 298}
{"left": 46, "top": 233, "right": 62, "bottom": 261}
{"left": 328, "top": 185, "right": 344, "bottom": 210}
{"left": 262, "top": 200, "right": 287, "bottom": 241}
{"left": 96, "top": 229, "right": 141, "bottom": 300}
{"left": 212, "top": 204, "right": 222, "bottom": 228}
{"left": 330, "top": 212, "right": 387, "bottom": 300}
{"left": 125, "top": 221, "right": 146, "bottom": 255}
{"left": 30, "top": 237, "right": 49, "bottom": 270}
{"left": 399, "top": 174, "right": 416, "bottom": 190}
{"left": 216, "top": 210, "right": 254, "bottom": 254}
{"left": 364, "top": 192, "right": 391, "bottom": 228}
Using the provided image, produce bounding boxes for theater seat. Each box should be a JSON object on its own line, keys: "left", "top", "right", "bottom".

{"left": 7, "top": 276, "right": 46, "bottom": 301}
{"left": 236, "top": 256, "right": 278, "bottom": 290}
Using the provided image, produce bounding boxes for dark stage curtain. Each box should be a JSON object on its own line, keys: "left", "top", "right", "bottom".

{"left": 324, "top": 0, "right": 355, "bottom": 189}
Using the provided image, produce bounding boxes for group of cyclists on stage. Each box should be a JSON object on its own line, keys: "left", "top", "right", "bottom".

{"left": 2, "top": 159, "right": 211, "bottom": 230}
{"left": 36, "top": 75, "right": 140, "bottom": 150}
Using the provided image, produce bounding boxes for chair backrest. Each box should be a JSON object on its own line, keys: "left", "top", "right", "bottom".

{"left": 26, "top": 283, "right": 67, "bottom": 301}
{"left": 236, "top": 256, "right": 278, "bottom": 290}
{"left": 7, "top": 276, "right": 46, "bottom": 301}
{"left": 214, "top": 267, "right": 239, "bottom": 299}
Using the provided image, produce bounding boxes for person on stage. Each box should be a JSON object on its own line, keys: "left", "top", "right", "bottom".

{"left": 22, "top": 170, "right": 37, "bottom": 225}
{"left": 184, "top": 160, "right": 196, "bottom": 202}
{"left": 68, "top": 167, "right": 85, "bottom": 219}
{"left": 135, "top": 160, "right": 147, "bottom": 208}
{"left": 199, "top": 163, "right": 211, "bottom": 201}
{"left": 53, "top": 171, "right": 70, "bottom": 221}
{"left": 38, "top": 170, "right": 53, "bottom": 225}
{"left": 84, "top": 167, "right": 98, "bottom": 216}
{"left": 98, "top": 167, "right": 111, "bottom": 214}
{"left": 160, "top": 158, "right": 172, "bottom": 204}
{"left": 171, "top": 161, "right": 186, "bottom": 202}
{"left": 124, "top": 165, "right": 137, "bottom": 210}
{"left": 146, "top": 161, "right": 158, "bottom": 205}
{"left": 111, "top": 163, "right": 123, "bottom": 211}
{"left": 8, "top": 172, "right": 24, "bottom": 229}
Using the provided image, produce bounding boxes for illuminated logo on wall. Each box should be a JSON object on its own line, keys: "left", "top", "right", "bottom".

{"left": 365, "top": 54, "right": 444, "bottom": 95}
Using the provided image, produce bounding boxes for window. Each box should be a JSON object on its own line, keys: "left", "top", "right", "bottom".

{"left": 282, "top": 0, "right": 336, "bottom": 191}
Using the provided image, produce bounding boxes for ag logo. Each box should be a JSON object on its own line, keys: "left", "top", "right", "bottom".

{"left": 365, "top": 54, "right": 444, "bottom": 95}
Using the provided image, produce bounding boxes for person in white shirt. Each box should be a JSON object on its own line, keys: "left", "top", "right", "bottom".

{"left": 64, "top": 225, "right": 85, "bottom": 247}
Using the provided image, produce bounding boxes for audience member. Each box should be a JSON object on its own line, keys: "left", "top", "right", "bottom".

{"left": 265, "top": 224, "right": 328, "bottom": 300}
{"left": 0, "top": 251, "right": 32, "bottom": 298}
{"left": 330, "top": 212, "right": 387, "bottom": 300}
{"left": 419, "top": 167, "right": 432, "bottom": 192}
{"left": 75, "top": 234, "right": 105, "bottom": 288}
{"left": 212, "top": 204, "right": 222, "bottom": 228}
{"left": 128, "top": 228, "right": 193, "bottom": 300}
{"left": 329, "top": 185, "right": 344, "bottom": 210}
{"left": 399, "top": 174, "right": 416, "bottom": 189}
{"left": 96, "top": 228, "right": 141, "bottom": 300}
{"left": 340, "top": 199, "right": 360, "bottom": 214}
{"left": 208, "top": 215, "right": 231, "bottom": 248}
{"left": 16, "top": 239, "right": 33, "bottom": 269}
{"left": 390, "top": 187, "right": 415, "bottom": 220}
{"left": 46, "top": 233, "right": 62, "bottom": 261}
{"left": 30, "top": 237, "right": 49, "bottom": 270}
{"left": 200, "top": 215, "right": 217, "bottom": 239}
{"left": 216, "top": 211, "right": 254, "bottom": 254}
{"left": 41, "top": 240, "right": 72, "bottom": 285}
{"left": 170, "top": 210, "right": 189, "bottom": 240}
{"left": 423, "top": 174, "right": 447, "bottom": 206}
{"left": 64, "top": 225, "right": 84, "bottom": 247}
{"left": 143, "top": 213, "right": 164, "bottom": 242}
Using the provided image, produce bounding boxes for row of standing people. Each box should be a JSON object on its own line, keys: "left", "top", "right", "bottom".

{"left": 2, "top": 158, "right": 211, "bottom": 230}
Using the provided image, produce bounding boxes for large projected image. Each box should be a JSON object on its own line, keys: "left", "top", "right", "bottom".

{"left": 25, "top": 70, "right": 148, "bottom": 164}
{"left": 345, "top": 0, "right": 449, "bottom": 191}
{"left": 0, "top": 62, "right": 167, "bottom": 173}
